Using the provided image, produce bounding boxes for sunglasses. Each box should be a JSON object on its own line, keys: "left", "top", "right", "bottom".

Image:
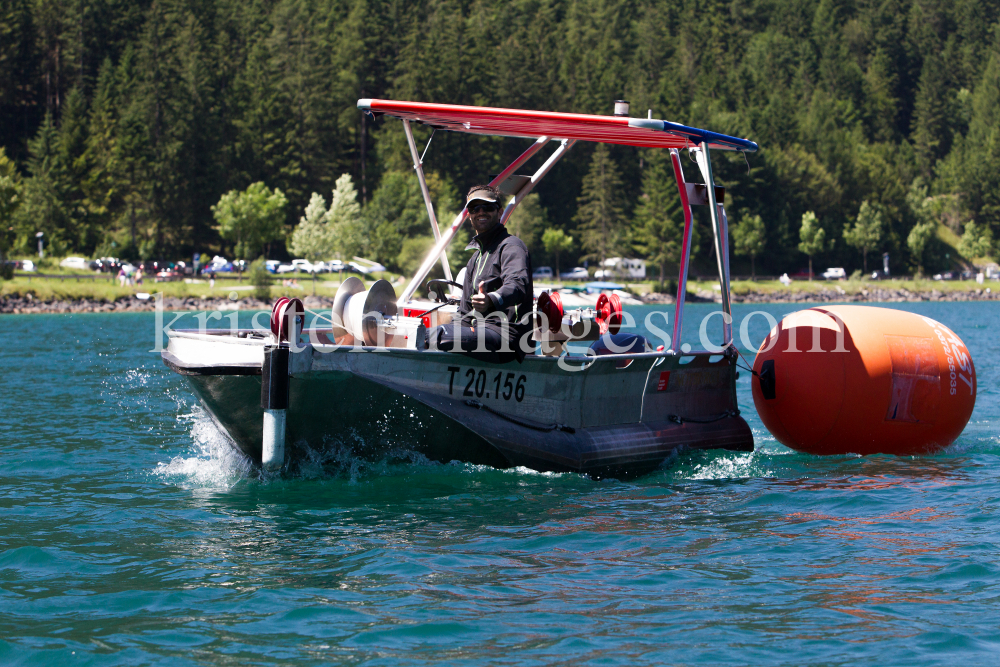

{"left": 468, "top": 202, "right": 498, "bottom": 214}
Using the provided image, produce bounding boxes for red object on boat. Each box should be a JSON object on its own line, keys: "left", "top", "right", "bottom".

{"left": 358, "top": 99, "right": 757, "bottom": 152}
{"left": 595, "top": 293, "right": 622, "bottom": 335}
{"left": 751, "top": 306, "right": 976, "bottom": 456}
{"left": 402, "top": 307, "right": 431, "bottom": 329}
{"left": 536, "top": 291, "right": 564, "bottom": 333}
{"left": 270, "top": 297, "right": 304, "bottom": 343}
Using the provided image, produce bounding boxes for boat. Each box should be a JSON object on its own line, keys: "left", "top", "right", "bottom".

{"left": 162, "top": 98, "right": 759, "bottom": 477}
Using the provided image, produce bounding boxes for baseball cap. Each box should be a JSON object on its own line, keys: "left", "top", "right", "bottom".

{"left": 466, "top": 186, "right": 498, "bottom": 207}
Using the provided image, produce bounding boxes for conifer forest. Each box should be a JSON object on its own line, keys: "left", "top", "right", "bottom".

{"left": 2, "top": 0, "right": 999, "bottom": 278}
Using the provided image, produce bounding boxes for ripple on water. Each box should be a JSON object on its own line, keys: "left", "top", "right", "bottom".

{"left": 2, "top": 306, "right": 1000, "bottom": 665}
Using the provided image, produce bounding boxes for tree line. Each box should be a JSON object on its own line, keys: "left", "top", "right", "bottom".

{"left": 1, "top": 0, "right": 999, "bottom": 280}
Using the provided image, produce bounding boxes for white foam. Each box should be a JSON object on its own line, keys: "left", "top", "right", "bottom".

{"left": 155, "top": 406, "right": 254, "bottom": 489}
{"left": 686, "top": 451, "right": 771, "bottom": 480}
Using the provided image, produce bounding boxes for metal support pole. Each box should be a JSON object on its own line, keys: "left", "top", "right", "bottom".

{"left": 402, "top": 120, "right": 452, "bottom": 282}
{"left": 398, "top": 136, "right": 550, "bottom": 305}
{"left": 669, "top": 148, "right": 694, "bottom": 352}
{"left": 260, "top": 345, "right": 290, "bottom": 471}
{"left": 694, "top": 143, "right": 733, "bottom": 346}
{"left": 499, "top": 140, "right": 575, "bottom": 226}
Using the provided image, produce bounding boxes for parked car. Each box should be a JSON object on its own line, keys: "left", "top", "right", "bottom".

{"left": 275, "top": 262, "right": 296, "bottom": 274}
{"left": 89, "top": 257, "right": 120, "bottom": 273}
{"left": 532, "top": 266, "right": 554, "bottom": 280}
{"left": 348, "top": 258, "right": 387, "bottom": 274}
{"left": 822, "top": 267, "right": 846, "bottom": 280}
{"left": 560, "top": 267, "right": 589, "bottom": 281}
{"left": 290, "top": 259, "right": 319, "bottom": 274}
{"left": 265, "top": 260, "right": 282, "bottom": 274}
{"left": 155, "top": 269, "right": 182, "bottom": 282}
{"left": 20, "top": 260, "right": 35, "bottom": 272}
{"left": 60, "top": 256, "right": 90, "bottom": 271}
{"left": 204, "top": 255, "right": 235, "bottom": 273}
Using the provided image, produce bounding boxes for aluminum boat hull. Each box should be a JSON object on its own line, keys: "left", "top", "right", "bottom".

{"left": 163, "top": 330, "right": 753, "bottom": 477}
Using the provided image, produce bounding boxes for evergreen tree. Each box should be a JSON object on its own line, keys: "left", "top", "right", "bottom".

{"left": 0, "top": 147, "right": 20, "bottom": 275}
{"left": 83, "top": 58, "right": 119, "bottom": 253}
{"left": 0, "top": 0, "right": 998, "bottom": 274}
{"left": 13, "top": 112, "right": 70, "bottom": 252}
{"left": 57, "top": 87, "right": 92, "bottom": 250}
{"left": 912, "top": 54, "right": 955, "bottom": 178}
{"left": 291, "top": 173, "right": 363, "bottom": 261}
{"left": 575, "top": 144, "right": 625, "bottom": 266}
{"left": 0, "top": 148, "right": 19, "bottom": 230}
{"left": 326, "top": 173, "right": 363, "bottom": 258}
{"left": 290, "top": 192, "right": 332, "bottom": 261}
{"left": 633, "top": 151, "right": 685, "bottom": 286}
{"left": 0, "top": 0, "right": 39, "bottom": 161}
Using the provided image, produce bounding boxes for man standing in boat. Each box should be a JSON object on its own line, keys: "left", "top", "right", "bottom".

{"left": 427, "top": 185, "right": 533, "bottom": 357}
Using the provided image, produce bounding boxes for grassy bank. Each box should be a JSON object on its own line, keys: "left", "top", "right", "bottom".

{"left": 0, "top": 273, "right": 396, "bottom": 302}
{"left": 1, "top": 273, "right": 995, "bottom": 305}
{"left": 623, "top": 278, "right": 994, "bottom": 297}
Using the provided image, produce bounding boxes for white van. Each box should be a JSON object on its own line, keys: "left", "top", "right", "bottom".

{"left": 597, "top": 257, "right": 646, "bottom": 280}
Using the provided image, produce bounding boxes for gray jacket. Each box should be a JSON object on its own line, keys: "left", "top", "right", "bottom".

{"left": 459, "top": 224, "right": 534, "bottom": 349}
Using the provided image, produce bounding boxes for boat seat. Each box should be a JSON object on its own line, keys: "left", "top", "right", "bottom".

{"left": 589, "top": 333, "right": 651, "bottom": 355}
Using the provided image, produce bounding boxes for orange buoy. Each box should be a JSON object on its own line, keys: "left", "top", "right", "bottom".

{"left": 751, "top": 305, "right": 976, "bottom": 456}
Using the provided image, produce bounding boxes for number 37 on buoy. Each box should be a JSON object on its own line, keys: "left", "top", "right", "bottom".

{"left": 751, "top": 305, "right": 976, "bottom": 456}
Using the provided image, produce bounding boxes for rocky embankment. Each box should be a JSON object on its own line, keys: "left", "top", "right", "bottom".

{"left": 643, "top": 286, "right": 998, "bottom": 304}
{"left": 2, "top": 287, "right": 998, "bottom": 314}
{"left": 0, "top": 294, "right": 338, "bottom": 314}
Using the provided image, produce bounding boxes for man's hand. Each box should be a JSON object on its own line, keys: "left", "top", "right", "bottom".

{"left": 471, "top": 281, "right": 491, "bottom": 313}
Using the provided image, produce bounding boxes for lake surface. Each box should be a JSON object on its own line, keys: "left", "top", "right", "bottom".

{"left": 2, "top": 301, "right": 999, "bottom": 665}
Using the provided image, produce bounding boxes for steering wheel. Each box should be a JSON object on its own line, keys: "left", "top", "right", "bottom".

{"left": 426, "top": 279, "right": 463, "bottom": 303}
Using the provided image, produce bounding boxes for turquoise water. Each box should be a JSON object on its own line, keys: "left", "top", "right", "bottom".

{"left": 2, "top": 302, "right": 999, "bottom": 665}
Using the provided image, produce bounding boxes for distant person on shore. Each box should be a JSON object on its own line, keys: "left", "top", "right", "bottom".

{"left": 135, "top": 267, "right": 143, "bottom": 286}
{"left": 209, "top": 270, "right": 216, "bottom": 289}
{"left": 117, "top": 267, "right": 127, "bottom": 287}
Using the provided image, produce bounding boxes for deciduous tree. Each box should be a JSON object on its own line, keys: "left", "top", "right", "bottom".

{"left": 542, "top": 228, "right": 573, "bottom": 278}
{"left": 843, "top": 201, "right": 883, "bottom": 273}
{"left": 797, "top": 211, "right": 828, "bottom": 281}
{"left": 212, "top": 182, "right": 288, "bottom": 260}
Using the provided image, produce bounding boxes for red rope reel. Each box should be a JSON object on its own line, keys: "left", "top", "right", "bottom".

{"left": 595, "top": 293, "right": 622, "bottom": 335}
{"left": 270, "top": 297, "right": 304, "bottom": 343}
{"left": 536, "top": 291, "right": 564, "bottom": 333}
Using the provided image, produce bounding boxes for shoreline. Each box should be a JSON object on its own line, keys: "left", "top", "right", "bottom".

{"left": 642, "top": 286, "right": 998, "bottom": 305}
{"left": 1, "top": 286, "right": 998, "bottom": 314}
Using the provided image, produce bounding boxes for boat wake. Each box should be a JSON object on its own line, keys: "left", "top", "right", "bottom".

{"left": 154, "top": 406, "right": 255, "bottom": 489}
{"left": 156, "top": 405, "right": 475, "bottom": 486}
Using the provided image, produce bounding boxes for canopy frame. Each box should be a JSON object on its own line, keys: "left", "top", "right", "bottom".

{"left": 361, "top": 98, "right": 746, "bottom": 353}
{"left": 403, "top": 119, "right": 453, "bottom": 282}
